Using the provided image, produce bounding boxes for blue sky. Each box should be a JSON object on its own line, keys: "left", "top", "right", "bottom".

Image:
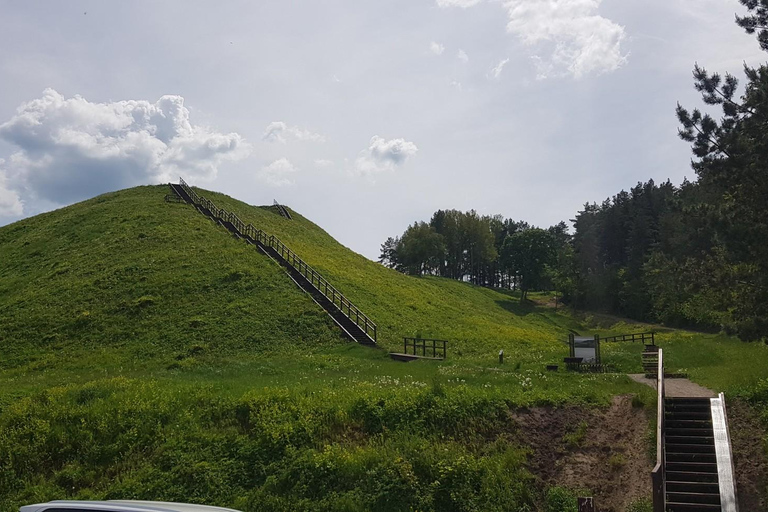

{"left": 0, "top": 0, "right": 764, "bottom": 259}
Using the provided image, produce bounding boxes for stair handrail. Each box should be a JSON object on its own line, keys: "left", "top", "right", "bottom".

{"left": 177, "top": 178, "right": 377, "bottom": 343}
{"left": 651, "top": 349, "right": 665, "bottom": 512}
{"left": 716, "top": 393, "right": 739, "bottom": 512}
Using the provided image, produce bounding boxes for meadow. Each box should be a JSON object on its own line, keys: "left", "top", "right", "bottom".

{"left": 0, "top": 185, "right": 766, "bottom": 511}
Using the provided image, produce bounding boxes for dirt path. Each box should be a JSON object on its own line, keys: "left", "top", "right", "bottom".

{"left": 627, "top": 374, "right": 716, "bottom": 397}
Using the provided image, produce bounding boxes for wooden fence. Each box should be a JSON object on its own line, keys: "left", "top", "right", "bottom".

{"left": 403, "top": 337, "right": 447, "bottom": 359}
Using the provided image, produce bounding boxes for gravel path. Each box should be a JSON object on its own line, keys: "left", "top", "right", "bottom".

{"left": 627, "top": 374, "right": 716, "bottom": 397}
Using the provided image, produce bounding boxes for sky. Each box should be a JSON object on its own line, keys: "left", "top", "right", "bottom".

{"left": 0, "top": 0, "right": 765, "bottom": 260}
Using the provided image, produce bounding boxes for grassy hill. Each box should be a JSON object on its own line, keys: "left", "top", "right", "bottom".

{"left": 1, "top": 184, "right": 766, "bottom": 511}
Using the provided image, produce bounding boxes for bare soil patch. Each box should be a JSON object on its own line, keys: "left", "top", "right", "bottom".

{"left": 511, "top": 395, "right": 652, "bottom": 512}
{"left": 727, "top": 398, "right": 768, "bottom": 511}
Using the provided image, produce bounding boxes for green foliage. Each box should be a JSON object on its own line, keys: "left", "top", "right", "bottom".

{"left": 544, "top": 486, "right": 579, "bottom": 512}
{"left": 562, "top": 420, "right": 588, "bottom": 449}
{"left": 501, "top": 228, "right": 556, "bottom": 300}
{"left": 1, "top": 185, "right": 768, "bottom": 510}
{"left": 627, "top": 498, "right": 653, "bottom": 512}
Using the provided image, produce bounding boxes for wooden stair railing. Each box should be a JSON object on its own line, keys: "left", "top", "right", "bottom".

{"left": 273, "top": 199, "right": 292, "bottom": 220}
{"left": 170, "top": 179, "right": 377, "bottom": 345}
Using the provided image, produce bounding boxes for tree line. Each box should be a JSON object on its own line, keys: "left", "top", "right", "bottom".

{"left": 380, "top": 0, "right": 768, "bottom": 341}
{"left": 379, "top": 210, "right": 570, "bottom": 300}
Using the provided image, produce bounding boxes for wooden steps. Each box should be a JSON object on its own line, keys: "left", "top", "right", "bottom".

{"left": 664, "top": 398, "right": 722, "bottom": 512}
{"left": 168, "top": 180, "right": 377, "bottom": 347}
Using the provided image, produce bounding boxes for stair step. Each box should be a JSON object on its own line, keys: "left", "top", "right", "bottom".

{"left": 664, "top": 436, "right": 715, "bottom": 447}
{"left": 665, "top": 471, "right": 719, "bottom": 483}
{"left": 665, "top": 502, "right": 722, "bottom": 511}
{"left": 666, "top": 452, "right": 717, "bottom": 463}
{"left": 666, "top": 462, "right": 718, "bottom": 473}
{"left": 665, "top": 492, "right": 720, "bottom": 505}
{"left": 666, "top": 412, "right": 712, "bottom": 420}
{"left": 666, "top": 481, "right": 720, "bottom": 494}
{"left": 666, "top": 443, "right": 716, "bottom": 454}
{"left": 667, "top": 419, "right": 713, "bottom": 428}
{"left": 666, "top": 428, "right": 713, "bottom": 438}
{"left": 664, "top": 402, "right": 712, "bottom": 412}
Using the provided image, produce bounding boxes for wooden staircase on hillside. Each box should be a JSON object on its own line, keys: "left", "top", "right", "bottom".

{"left": 651, "top": 350, "right": 738, "bottom": 512}
{"left": 273, "top": 199, "right": 292, "bottom": 220}
{"left": 168, "top": 179, "right": 377, "bottom": 346}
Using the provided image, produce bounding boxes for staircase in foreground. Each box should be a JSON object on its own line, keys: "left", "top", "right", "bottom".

{"left": 664, "top": 397, "right": 721, "bottom": 511}
{"left": 169, "top": 179, "right": 377, "bottom": 346}
{"left": 652, "top": 350, "right": 738, "bottom": 512}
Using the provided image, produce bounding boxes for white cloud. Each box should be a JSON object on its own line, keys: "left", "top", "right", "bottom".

{"left": 314, "top": 159, "right": 333, "bottom": 168}
{"left": 260, "top": 158, "right": 297, "bottom": 186}
{"left": 436, "top": 0, "right": 482, "bottom": 7}
{"left": 450, "top": 80, "right": 463, "bottom": 91}
{"left": 503, "top": 0, "right": 627, "bottom": 79}
{"left": 457, "top": 49, "right": 469, "bottom": 63}
{"left": 354, "top": 136, "right": 418, "bottom": 175}
{"left": 0, "top": 165, "right": 23, "bottom": 216}
{"left": 430, "top": 41, "right": 445, "bottom": 55}
{"left": 262, "top": 121, "right": 325, "bottom": 144}
{"left": 489, "top": 58, "right": 510, "bottom": 79}
{"left": 0, "top": 89, "right": 250, "bottom": 206}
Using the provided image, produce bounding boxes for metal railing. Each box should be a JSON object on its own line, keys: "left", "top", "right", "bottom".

{"left": 601, "top": 332, "right": 655, "bottom": 345}
{"left": 178, "top": 178, "right": 377, "bottom": 343}
{"left": 652, "top": 349, "right": 665, "bottom": 512}
{"left": 403, "top": 337, "right": 447, "bottom": 359}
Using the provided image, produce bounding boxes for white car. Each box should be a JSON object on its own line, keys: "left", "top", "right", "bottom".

{"left": 19, "top": 501, "right": 242, "bottom": 512}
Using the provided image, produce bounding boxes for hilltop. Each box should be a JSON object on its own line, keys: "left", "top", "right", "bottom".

{"left": 0, "top": 184, "right": 766, "bottom": 511}
{"left": 0, "top": 184, "right": 588, "bottom": 391}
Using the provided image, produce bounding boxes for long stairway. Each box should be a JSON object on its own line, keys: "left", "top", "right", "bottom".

{"left": 651, "top": 349, "right": 738, "bottom": 512}
{"left": 169, "top": 180, "right": 377, "bottom": 346}
{"left": 664, "top": 398, "right": 721, "bottom": 511}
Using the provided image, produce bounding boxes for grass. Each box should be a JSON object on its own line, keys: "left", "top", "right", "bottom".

{"left": 0, "top": 184, "right": 767, "bottom": 510}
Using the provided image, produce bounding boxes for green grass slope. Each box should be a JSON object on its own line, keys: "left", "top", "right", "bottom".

{"left": 198, "top": 187, "right": 579, "bottom": 355}
{"left": 0, "top": 186, "right": 347, "bottom": 394}
{"left": 0, "top": 184, "right": 590, "bottom": 391}
{"left": 1, "top": 184, "right": 766, "bottom": 511}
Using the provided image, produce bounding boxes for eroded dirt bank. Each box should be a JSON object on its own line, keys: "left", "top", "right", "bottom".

{"left": 509, "top": 395, "right": 767, "bottom": 511}
{"left": 728, "top": 398, "right": 768, "bottom": 512}
{"left": 512, "top": 395, "right": 652, "bottom": 512}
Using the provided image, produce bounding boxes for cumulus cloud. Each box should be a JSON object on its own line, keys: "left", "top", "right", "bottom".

{"left": 354, "top": 136, "right": 418, "bottom": 175}
{"left": 436, "top": 0, "right": 482, "bottom": 7}
{"left": 0, "top": 166, "right": 23, "bottom": 217}
{"left": 503, "top": 0, "right": 627, "bottom": 78}
{"left": 0, "top": 89, "right": 249, "bottom": 208}
{"left": 260, "top": 158, "right": 297, "bottom": 186}
{"left": 430, "top": 41, "right": 445, "bottom": 55}
{"left": 457, "top": 49, "right": 469, "bottom": 63}
{"left": 489, "top": 58, "right": 510, "bottom": 79}
{"left": 262, "top": 121, "right": 325, "bottom": 144}
{"left": 314, "top": 159, "right": 333, "bottom": 168}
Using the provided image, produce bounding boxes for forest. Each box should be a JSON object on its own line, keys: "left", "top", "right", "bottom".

{"left": 380, "top": 0, "right": 768, "bottom": 341}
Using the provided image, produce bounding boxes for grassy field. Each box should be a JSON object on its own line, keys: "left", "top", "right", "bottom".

{"left": 1, "top": 185, "right": 766, "bottom": 511}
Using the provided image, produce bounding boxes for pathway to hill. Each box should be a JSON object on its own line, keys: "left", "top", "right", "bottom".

{"left": 627, "top": 373, "right": 716, "bottom": 397}
{"left": 168, "top": 179, "right": 378, "bottom": 347}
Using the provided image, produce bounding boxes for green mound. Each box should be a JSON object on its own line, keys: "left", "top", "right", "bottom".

{"left": 0, "top": 186, "right": 346, "bottom": 380}
{"left": 1, "top": 184, "right": 766, "bottom": 511}
{"left": 0, "top": 185, "right": 582, "bottom": 387}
